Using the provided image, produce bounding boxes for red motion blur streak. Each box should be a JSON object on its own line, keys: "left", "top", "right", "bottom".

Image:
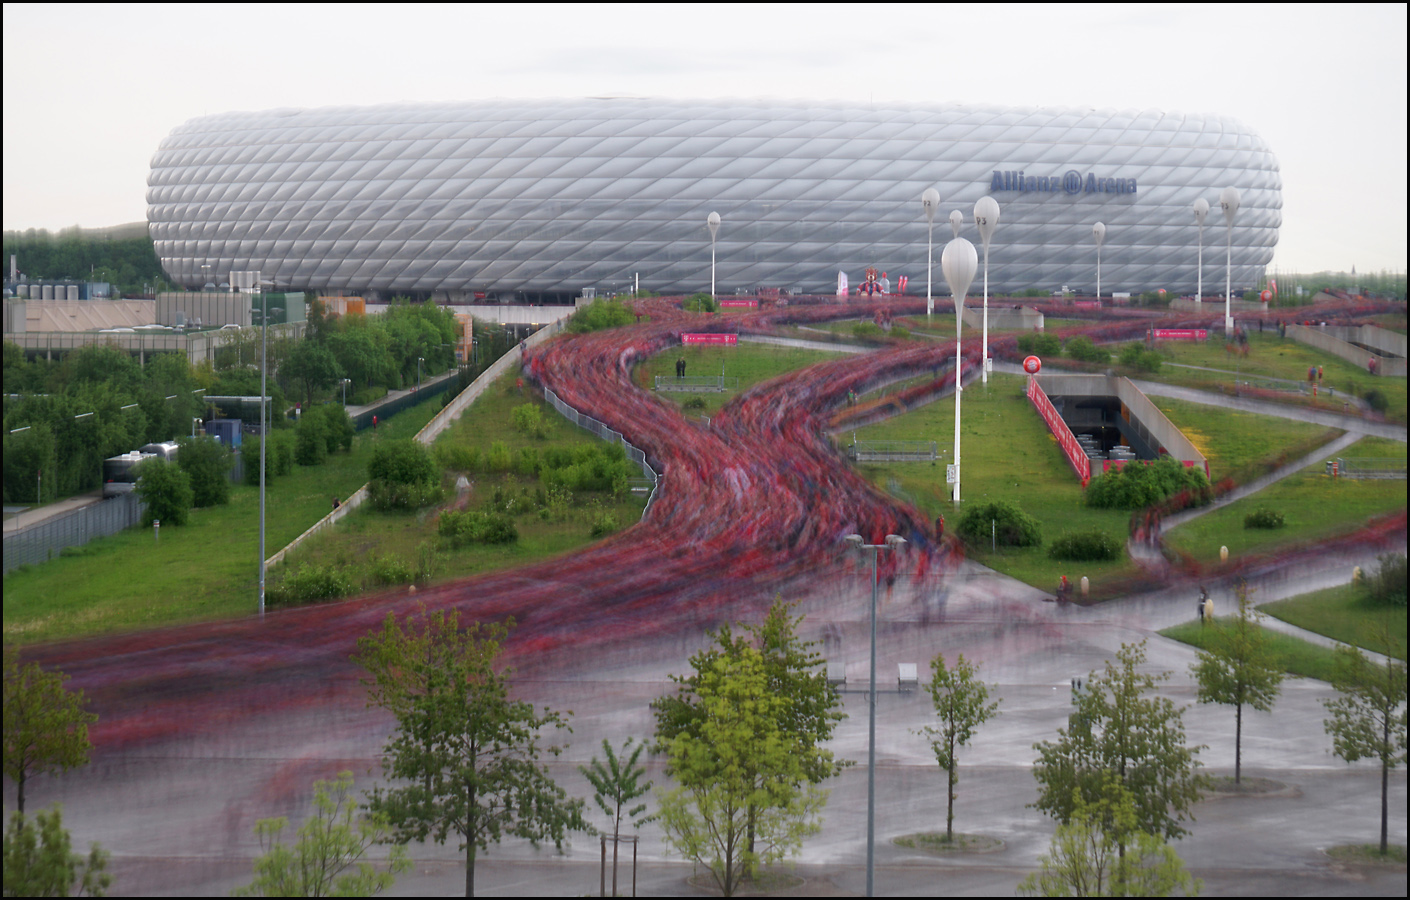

{"left": 27, "top": 297, "right": 972, "bottom": 751}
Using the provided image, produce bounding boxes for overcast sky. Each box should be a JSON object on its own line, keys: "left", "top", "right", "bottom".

{"left": 3, "top": 2, "right": 1405, "bottom": 274}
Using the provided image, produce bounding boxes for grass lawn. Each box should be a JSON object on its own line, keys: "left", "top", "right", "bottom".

{"left": 278, "top": 369, "right": 646, "bottom": 589}
{"left": 1135, "top": 331, "right": 1407, "bottom": 425}
{"left": 3, "top": 397, "right": 444, "bottom": 644}
{"left": 1146, "top": 396, "right": 1343, "bottom": 482}
{"left": 1258, "top": 582, "right": 1407, "bottom": 660}
{"left": 636, "top": 341, "right": 851, "bottom": 418}
{"left": 1160, "top": 618, "right": 1342, "bottom": 682}
{"left": 1162, "top": 435, "right": 1407, "bottom": 566}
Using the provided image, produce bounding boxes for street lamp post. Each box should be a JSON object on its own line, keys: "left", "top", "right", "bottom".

{"left": 922, "top": 188, "right": 940, "bottom": 319}
{"left": 707, "top": 212, "right": 721, "bottom": 298}
{"left": 1220, "top": 187, "right": 1241, "bottom": 333}
{"left": 844, "top": 532, "right": 907, "bottom": 899}
{"left": 948, "top": 209, "right": 963, "bottom": 239}
{"left": 942, "top": 238, "right": 978, "bottom": 506}
{"left": 974, "top": 196, "right": 1000, "bottom": 384}
{"left": 1193, "top": 197, "right": 1210, "bottom": 303}
{"left": 256, "top": 274, "right": 276, "bottom": 621}
{"left": 417, "top": 357, "right": 424, "bottom": 393}
{"left": 1092, "top": 222, "right": 1106, "bottom": 302}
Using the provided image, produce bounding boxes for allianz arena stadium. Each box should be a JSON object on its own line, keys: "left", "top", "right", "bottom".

{"left": 146, "top": 99, "right": 1281, "bottom": 301}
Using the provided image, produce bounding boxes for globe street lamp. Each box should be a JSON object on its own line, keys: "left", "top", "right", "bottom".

{"left": 1193, "top": 197, "right": 1210, "bottom": 303}
{"left": 974, "top": 196, "right": 1000, "bottom": 384}
{"left": 1092, "top": 222, "right": 1106, "bottom": 301}
{"left": 941, "top": 237, "right": 978, "bottom": 505}
{"left": 948, "top": 209, "right": 963, "bottom": 239}
{"left": 1220, "top": 187, "right": 1241, "bottom": 333}
{"left": 843, "top": 532, "right": 907, "bottom": 898}
{"left": 707, "top": 211, "right": 721, "bottom": 298}
{"left": 922, "top": 188, "right": 940, "bottom": 319}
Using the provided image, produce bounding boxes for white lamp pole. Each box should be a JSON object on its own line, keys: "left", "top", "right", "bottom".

{"left": 974, "top": 196, "right": 1000, "bottom": 384}
{"left": 948, "top": 209, "right": 963, "bottom": 239}
{"left": 1193, "top": 197, "right": 1209, "bottom": 303}
{"left": 844, "top": 532, "right": 906, "bottom": 899}
{"left": 941, "top": 238, "right": 978, "bottom": 505}
{"left": 922, "top": 188, "right": 939, "bottom": 319}
{"left": 1092, "top": 222, "right": 1106, "bottom": 301}
{"left": 707, "top": 211, "right": 721, "bottom": 298}
{"left": 1220, "top": 187, "right": 1241, "bottom": 333}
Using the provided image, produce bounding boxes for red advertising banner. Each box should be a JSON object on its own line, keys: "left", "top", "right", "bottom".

{"left": 1071, "top": 300, "right": 1101, "bottom": 310}
{"left": 718, "top": 299, "right": 758, "bottom": 308}
{"left": 1153, "top": 329, "right": 1208, "bottom": 341}
{"left": 681, "top": 333, "right": 738, "bottom": 345}
{"left": 1027, "top": 378, "right": 1090, "bottom": 486}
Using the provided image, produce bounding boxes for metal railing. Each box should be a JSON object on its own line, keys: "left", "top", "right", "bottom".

{"left": 653, "top": 375, "right": 740, "bottom": 392}
{"left": 542, "top": 386, "right": 661, "bottom": 516}
{"left": 847, "top": 439, "right": 938, "bottom": 462}
{"left": 1332, "top": 457, "right": 1408, "bottom": 480}
{"left": 3, "top": 493, "right": 145, "bottom": 574}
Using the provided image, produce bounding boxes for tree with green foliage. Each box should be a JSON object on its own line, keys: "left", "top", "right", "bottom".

{"left": 915, "top": 653, "right": 1000, "bottom": 841}
{"left": 175, "top": 435, "right": 232, "bottom": 508}
{"left": 134, "top": 457, "right": 192, "bottom": 527}
{"left": 2, "top": 423, "right": 55, "bottom": 504}
{"left": 1032, "top": 641, "right": 1202, "bottom": 848}
{"left": 315, "top": 404, "right": 355, "bottom": 455}
{"left": 580, "top": 738, "right": 653, "bottom": 897}
{"left": 2, "top": 653, "right": 98, "bottom": 815}
{"left": 2, "top": 805, "right": 111, "bottom": 898}
{"left": 231, "top": 771, "right": 410, "bottom": 898}
{"left": 355, "top": 610, "right": 587, "bottom": 898}
{"left": 1018, "top": 774, "right": 1200, "bottom": 898}
{"left": 294, "top": 414, "right": 328, "bottom": 467}
{"left": 282, "top": 340, "right": 343, "bottom": 406}
{"left": 655, "top": 642, "right": 828, "bottom": 897}
{"left": 566, "top": 299, "right": 636, "bottom": 333}
{"left": 1190, "top": 581, "right": 1283, "bottom": 784}
{"left": 1322, "top": 639, "right": 1408, "bottom": 856}
{"left": 652, "top": 596, "right": 846, "bottom": 879}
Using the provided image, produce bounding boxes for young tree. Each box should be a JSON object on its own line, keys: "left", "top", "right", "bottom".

{"left": 133, "top": 457, "right": 192, "bottom": 527}
{"left": 580, "top": 738, "right": 653, "bottom": 897}
{"left": 1322, "top": 640, "right": 1408, "bottom": 856}
{"left": 655, "top": 643, "right": 827, "bottom": 897}
{"left": 175, "top": 435, "right": 232, "bottom": 508}
{"left": 1032, "top": 641, "right": 1202, "bottom": 847}
{"left": 652, "top": 596, "right": 846, "bottom": 874}
{"left": 1018, "top": 774, "right": 1200, "bottom": 898}
{"left": 2, "top": 805, "right": 110, "bottom": 897}
{"left": 3, "top": 653, "right": 98, "bottom": 814}
{"left": 354, "top": 609, "right": 587, "bottom": 898}
{"left": 232, "top": 771, "right": 410, "bottom": 898}
{"left": 915, "top": 652, "right": 1000, "bottom": 841}
{"left": 1190, "top": 581, "right": 1283, "bottom": 784}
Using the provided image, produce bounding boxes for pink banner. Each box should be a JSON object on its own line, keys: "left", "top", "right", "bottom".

{"left": 1072, "top": 300, "right": 1101, "bottom": 310}
{"left": 681, "top": 333, "right": 738, "bottom": 345}
{"left": 1153, "top": 329, "right": 1207, "bottom": 341}
{"left": 1027, "top": 378, "right": 1090, "bottom": 486}
{"left": 718, "top": 299, "right": 758, "bottom": 308}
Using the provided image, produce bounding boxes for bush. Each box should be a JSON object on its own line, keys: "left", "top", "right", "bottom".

{"left": 485, "top": 440, "right": 513, "bottom": 473}
{"left": 1363, "top": 389, "right": 1388, "bottom": 413}
{"left": 1064, "top": 335, "right": 1109, "bottom": 364}
{"left": 176, "top": 435, "right": 232, "bottom": 507}
{"left": 350, "top": 385, "right": 388, "bottom": 405}
{"left": 438, "top": 509, "right": 519, "bottom": 546}
{"left": 367, "top": 479, "right": 444, "bottom": 511}
{"left": 295, "top": 416, "right": 327, "bottom": 466}
{"left": 1118, "top": 343, "right": 1163, "bottom": 373}
{"left": 1244, "top": 508, "right": 1285, "bottom": 529}
{"left": 434, "top": 443, "right": 481, "bottom": 473}
{"left": 1017, "top": 332, "right": 1062, "bottom": 356}
{"left": 1367, "top": 553, "right": 1407, "bottom": 607}
{"left": 589, "top": 509, "right": 620, "bottom": 537}
{"left": 956, "top": 500, "right": 1042, "bottom": 549}
{"left": 682, "top": 396, "right": 706, "bottom": 410}
{"left": 135, "top": 458, "right": 192, "bottom": 527}
{"left": 368, "top": 554, "right": 415, "bottom": 586}
{"left": 1048, "top": 530, "right": 1122, "bottom": 561}
{"left": 852, "top": 322, "right": 884, "bottom": 340}
{"left": 510, "top": 403, "right": 551, "bottom": 439}
{"left": 1086, "top": 457, "right": 1209, "bottom": 510}
{"left": 368, "top": 439, "right": 437, "bottom": 486}
{"left": 682, "top": 293, "right": 717, "bottom": 313}
{"left": 271, "top": 563, "right": 351, "bottom": 605}
{"left": 567, "top": 299, "right": 636, "bottom": 333}
{"left": 271, "top": 430, "right": 296, "bottom": 475}
{"left": 317, "top": 404, "right": 354, "bottom": 454}
{"left": 890, "top": 325, "right": 910, "bottom": 340}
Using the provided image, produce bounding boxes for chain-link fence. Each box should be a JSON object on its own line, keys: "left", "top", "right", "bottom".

{"left": 3, "top": 493, "right": 146, "bottom": 574}
{"left": 542, "top": 386, "right": 661, "bottom": 515}
{"left": 847, "top": 439, "right": 937, "bottom": 461}
{"left": 1330, "top": 457, "right": 1408, "bottom": 480}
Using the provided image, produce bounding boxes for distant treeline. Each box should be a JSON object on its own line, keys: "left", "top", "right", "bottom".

{"left": 3, "top": 224, "right": 172, "bottom": 296}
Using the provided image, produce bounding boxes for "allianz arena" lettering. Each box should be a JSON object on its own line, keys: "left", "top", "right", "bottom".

{"left": 991, "top": 170, "right": 1138, "bottom": 195}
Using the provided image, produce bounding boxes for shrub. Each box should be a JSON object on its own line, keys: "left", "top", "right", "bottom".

{"left": 1086, "top": 457, "right": 1209, "bottom": 510}
{"left": 510, "top": 403, "right": 551, "bottom": 438}
{"left": 368, "top": 554, "right": 415, "bottom": 586}
{"left": 567, "top": 299, "right": 636, "bottom": 333}
{"left": 1363, "top": 389, "right": 1388, "bottom": 413}
{"left": 368, "top": 439, "right": 437, "bottom": 486}
{"left": 890, "top": 325, "right": 911, "bottom": 340}
{"left": 1017, "top": 332, "right": 1062, "bottom": 356}
{"left": 1118, "top": 343, "right": 1163, "bottom": 373}
{"left": 135, "top": 458, "right": 192, "bottom": 527}
{"left": 956, "top": 500, "right": 1042, "bottom": 549}
{"left": 682, "top": 396, "right": 706, "bottom": 410}
{"left": 1064, "top": 335, "right": 1109, "bottom": 364}
{"left": 176, "top": 435, "right": 232, "bottom": 507}
{"left": 367, "top": 479, "right": 444, "bottom": 510}
{"left": 589, "top": 509, "right": 620, "bottom": 538}
{"left": 1048, "top": 530, "right": 1122, "bottom": 561}
{"left": 438, "top": 509, "right": 518, "bottom": 546}
{"left": 682, "top": 293, "right": 717, "bottom": 313}
{"left": 272, "top": 563, "right": 351, "bottom": 605}
{"left": 317, "top": 404, "right": 355, "bottom": 453}
{"left": 852, "top": 322, "right": 884, "bottom": 339}
{"left": 350, "top": 385, "right": 388, "bottom": 405}
{"left": 434, "top": 443, "right": 481, "bottom": 473}
{"left": 271, "top": 430, "right": 296, "bottom": 475}
{"left": 1368, "top": 553, "right": 1407, "bottom": 607}
{"left": 485, "top": 440, "right": 513, "bottom": 473}
{"left": 295, "top": 416, "right": 327, "bottom": 466}
{"left": 1244, "top": 508, "right": 1285, "bottom": 529}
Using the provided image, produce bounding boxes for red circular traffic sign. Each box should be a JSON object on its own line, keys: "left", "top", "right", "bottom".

{"left": 1023, "top": 355, "right": 1042, "bottom": 374}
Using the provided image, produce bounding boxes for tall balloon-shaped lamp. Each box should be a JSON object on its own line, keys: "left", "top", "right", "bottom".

{"left": 922, "top": 188, "right": 940, "bottom": 319}
{"left": 941, "top": 238, "right": 978, "bottom": 505}
{"left": 1092, "top": 222, "right": 1106, "bottom": 301}
{"left": 974, "top": 196, "right": 1000, "bottom": 384}
{"left": 1193, "top": 197, "right": 1209, "bottom": 303}
{"left": 1220, "top": 187, "right": 1240, "bottom": 333}
{"left": 707, "top": 211, "right": 721, "bottom": 299}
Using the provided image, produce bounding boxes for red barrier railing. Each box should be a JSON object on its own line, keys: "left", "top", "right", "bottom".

{"left": 1026, "top": 377, "right": 1089, "bottom": 486}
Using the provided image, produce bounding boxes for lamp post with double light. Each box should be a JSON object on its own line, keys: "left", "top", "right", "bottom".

{"left": 1193, "top": 197, "right": 1209, "bottom": 303}
{"left": 974, "top": 196, "right": 1000, "bottom": 384}
{"left": 843, "top": 531, "right": 906, "bottom": 898}
{"left": 922, "top": 188, "right": 940, "bottom": 318}
{"left": 707, "top": 211, "right": 721, "bottom": 299}
{"left": 941, "top": 237, "right": 978, "bottom": 505}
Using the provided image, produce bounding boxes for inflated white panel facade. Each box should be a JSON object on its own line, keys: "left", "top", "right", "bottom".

{"left": 147, "top": 99, "right": 1281, "bottom": 297}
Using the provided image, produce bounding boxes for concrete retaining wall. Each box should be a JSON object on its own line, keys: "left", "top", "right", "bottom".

{"left": 1286, "top": 324, "right": 1406, "bottom": 376}
{"left": 962, "top": 305, "right": 1043, "bottom": 332}
{"left": 1033, "top": 374, "right": 1208, "bottom": 477}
